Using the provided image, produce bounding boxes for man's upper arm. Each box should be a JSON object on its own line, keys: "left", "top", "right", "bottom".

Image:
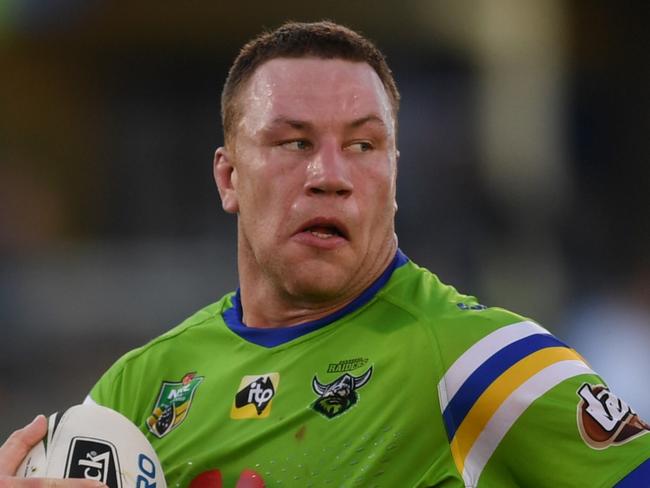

{"left": 85, "top": 353, "right": 130, "bottom": 414}
{"left": 481, "top": 373, "right": 650, "bottom": 487}
{"left": 436, "top": 319, "right": 650, "bottom": 487}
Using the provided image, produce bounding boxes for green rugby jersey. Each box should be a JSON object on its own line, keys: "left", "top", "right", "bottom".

{"left": 88, "top": 251, "right": 650, "bottom": 487}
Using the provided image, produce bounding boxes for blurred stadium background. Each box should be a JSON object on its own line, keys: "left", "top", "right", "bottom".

{"left": 1, "top": 0, "right": 648, "bottom": 438}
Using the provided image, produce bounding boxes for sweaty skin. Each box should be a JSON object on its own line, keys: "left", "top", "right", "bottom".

{"left": 214, "top": 58, "right": 399, "bottom": 327}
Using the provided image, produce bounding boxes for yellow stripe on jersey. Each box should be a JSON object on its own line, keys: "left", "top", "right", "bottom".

{"left": 450, "top": 346, "right": 584, "bottom": 474}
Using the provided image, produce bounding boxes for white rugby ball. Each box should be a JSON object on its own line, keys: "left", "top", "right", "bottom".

{"left": 16, "top": 404, "right": 166, "bottom": 488}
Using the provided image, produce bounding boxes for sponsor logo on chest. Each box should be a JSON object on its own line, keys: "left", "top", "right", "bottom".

{"left": 231, "top": 373, "right": 280, "bottom": 419}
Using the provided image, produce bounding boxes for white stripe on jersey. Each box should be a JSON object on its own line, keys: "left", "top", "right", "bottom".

{"left": 437, "top": 320, "right": 549, "bottom": 412}
{"left": 460, "top": 359, "right": 594, "bottom": 487}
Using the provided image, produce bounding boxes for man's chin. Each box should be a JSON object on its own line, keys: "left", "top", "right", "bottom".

{"left": 281, "top": 260, "right": 355, "bottom": 304}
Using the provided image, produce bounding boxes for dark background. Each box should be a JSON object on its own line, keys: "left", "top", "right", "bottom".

{"left": 1, "top": 0, "right": 648, "bottom": 438}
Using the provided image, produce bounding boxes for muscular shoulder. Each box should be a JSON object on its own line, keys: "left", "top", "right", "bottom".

{"left": 88, "top": 293, "right": 234, "bottom": 415}
{"left": 381, "top": 261, "right": 650, "bottom": 487}
{"left": 379, "top": 259, "right": 529, "bottom": 361}
{"left": 114, "top": 295, "right": 231, "bottom": 370}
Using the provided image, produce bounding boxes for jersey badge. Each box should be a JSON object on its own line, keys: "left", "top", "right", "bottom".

{"left": 576, "top": 382, "right": 650, "bottom": 449}
{"left": 146, "top": 372, "right": 204, "bottom": 438}
{"left": 456, "top": 302, "right": 487, "bottom": 311}
{"left": 311, "top": 366, "right": 373, "bottom": 419}
{"left": 230, "top": 373, "right": 280, "bottom": 419}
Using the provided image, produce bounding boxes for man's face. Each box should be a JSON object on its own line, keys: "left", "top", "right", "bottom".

{"left": 215, "top": 57, "right": 398, "bottom": 306}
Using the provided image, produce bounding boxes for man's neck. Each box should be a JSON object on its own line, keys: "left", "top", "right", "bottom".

{"left": 241, "top": 289, "right": 360, "bottom": 328}
{"left": 237, "top": 240, "right": 397, "bottom": 328}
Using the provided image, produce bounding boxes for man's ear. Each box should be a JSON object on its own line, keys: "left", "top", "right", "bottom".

{"left": 214, "top": 147, "right": 239, "bottom": 214}
{"left": 393, "top": 149, "right": 400, "bottom": 212}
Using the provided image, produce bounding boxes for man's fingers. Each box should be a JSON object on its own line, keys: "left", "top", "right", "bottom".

{"left": 0, "top": 477, "right": 107, "bottom": 487}
{"left": 0, "top": 418, "right": 108, "bottom": 487}
{"left": 0, "top": 416, "right": 47, "bottom": 476}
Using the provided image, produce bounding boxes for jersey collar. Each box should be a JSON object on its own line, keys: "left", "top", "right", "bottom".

{"left": 222, "top": 249, "right": 408, "bottom": 347}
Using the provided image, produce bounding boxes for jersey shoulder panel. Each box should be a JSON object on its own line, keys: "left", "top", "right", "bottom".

{"left": 380, "top": 259, "right": 524, "bottom": 323}
{"left": 379, "top": 259, "right": 529, "bottom": 370}
{"left": 88, "top": 293, "right": 234, "bottom": 417}
{"left": 385, "top": 262, "right": 650, "bottom": 487}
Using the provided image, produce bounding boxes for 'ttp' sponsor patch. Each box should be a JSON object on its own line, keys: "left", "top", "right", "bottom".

{"left": 231, "top": 373, "right": 280, "bottom": 419}
{"left": 576, "top": 383, "right": 650, "bottom": 449}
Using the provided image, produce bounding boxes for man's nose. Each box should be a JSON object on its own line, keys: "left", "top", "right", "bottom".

{"left": 304, "top": 142, "right": 353, "bottom": 197}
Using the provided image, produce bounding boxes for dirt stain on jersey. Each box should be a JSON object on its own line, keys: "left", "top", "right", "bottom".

{"left": 294, "top": 425, "right": 307, "bottom": 442}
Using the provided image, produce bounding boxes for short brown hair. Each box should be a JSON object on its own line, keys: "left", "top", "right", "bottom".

{"left": 221, "top": 20, "right": 400, "bottom": 147}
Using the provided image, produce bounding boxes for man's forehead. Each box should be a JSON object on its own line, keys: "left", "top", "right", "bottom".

{"left": 267, "top": 114, "right": 388, "bottom": 132}
{"left": 238, "top": 57, "right": 394, "bottom": 132}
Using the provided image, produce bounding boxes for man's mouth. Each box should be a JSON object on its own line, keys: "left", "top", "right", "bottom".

{"left": 297, "top": 218, "right": 349, "bottom": 241}
{"left": 306, "top": 225, "right": 344, "bottom": 239}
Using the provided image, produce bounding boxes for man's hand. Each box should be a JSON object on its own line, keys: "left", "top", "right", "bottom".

{"left": 0, "top": 415, "right": 106, "bottom": 487}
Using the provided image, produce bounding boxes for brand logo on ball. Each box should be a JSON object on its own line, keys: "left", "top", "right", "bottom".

{"left": 311, "top": 366, "right": 373, "bottom": 419}
{"left": 64, "top": 437, "right": 121, "bottom": 488}
{"left": 146, "top": 372, "right": 204, "bottom": 438}
{"left": 576, "top": 382, "right": 650, "bottom": 449}
{"left": 230, "top": 373, "right": 280, "bottom": 419}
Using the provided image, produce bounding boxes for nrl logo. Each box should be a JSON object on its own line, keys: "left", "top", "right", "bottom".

{"left": 311, "top": 366, "right": 373, "bottom": 419}
{"left": 576, "top": 383, "right": 650, "bottom": 449}
{"left": 146, "top": 372, "right": 204, "bottom": 438}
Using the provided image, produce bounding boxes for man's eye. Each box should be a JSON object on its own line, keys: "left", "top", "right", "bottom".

{"left": 280, "top": 140, "right": 311, "bottom": 151}
{"left": 347, "top": 141, "right": 373, "bottom": 153}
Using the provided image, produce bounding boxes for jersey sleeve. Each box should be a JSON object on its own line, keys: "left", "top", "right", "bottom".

{"left": 85, "top": 345, "right": 158, "bottom": 426}
{"left": 435, "top": 317, "right": 650, "bottom": 487}
{"left": 86, "top": 352, "right": 130, "bottom": 414}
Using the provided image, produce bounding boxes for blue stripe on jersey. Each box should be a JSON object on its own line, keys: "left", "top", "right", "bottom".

{"left": 222, "top": 249, "right": 408, "bottom": 348}
{"left": 615, "top": 459, "right": 650, "bottom": 487}
{"left": 442, "top": 333, "right": 568, "bottom": 441}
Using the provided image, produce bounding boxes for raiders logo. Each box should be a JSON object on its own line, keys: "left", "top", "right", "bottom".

{"left": 576, "top": 383, "right": 650, "bottom": 449}
{"left": 311, "top": 366, "right": 373, "bottom": 419}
